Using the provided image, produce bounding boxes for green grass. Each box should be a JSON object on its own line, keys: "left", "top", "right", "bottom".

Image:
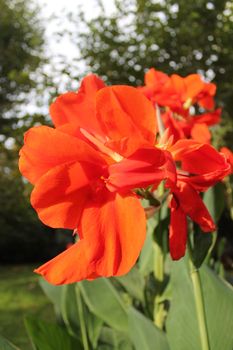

{"left": 0, "top": 264, "right": 55, "bottom": 349}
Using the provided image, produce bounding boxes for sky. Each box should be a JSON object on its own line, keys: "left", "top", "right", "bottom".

{"left": 37, "top": 0, "right": 115, "bottom": 62}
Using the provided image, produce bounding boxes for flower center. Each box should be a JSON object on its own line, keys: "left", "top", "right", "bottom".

{"left": 80, "top": 128, "right": 123, "bottom": 162}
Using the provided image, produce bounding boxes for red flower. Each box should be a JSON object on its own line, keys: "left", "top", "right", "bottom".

{"left": 166, "top": 139, "right": 231, "bottom": 259}
{"left": 141, "top": 69, "right": 216, "bottom": 114}
{"left": 162, "top": 109, "right": 221, "bottom": 144}
{"left": 19, "top": 75, "right": 170, "bottom": 284}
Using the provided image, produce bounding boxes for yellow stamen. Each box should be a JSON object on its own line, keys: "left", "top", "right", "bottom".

{"left": 80, "top": 128, "right": 123, "bottom": 162}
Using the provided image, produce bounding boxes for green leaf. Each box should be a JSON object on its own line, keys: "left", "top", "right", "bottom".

{"left": 99, "top": 327, "right": 133, "bottom": 350}
{"left": 192, "top": 227, "right": 213, "bottom": 268}
{"left": 138, "top": 216, "right": 156, "bottom": 275}
{"left": 61, "top": 284, "right": 80, "bottom": 336}
{"left": 0, "top": 335, "right": 20, "bottom": 350}
{"left": 115, "top": 266, "right": 145, "bottom": 302}
{"left": 39, "top": 278, "right": 64, "bottom": 320}
{"left": 24, "top": 317, "right": 82, "bottom": 350}
{"left": 79, "top": 279, "right": 128, "bottom": 332}
{"left": 128, "top": 308, "right": 170, "bottom": 350}
{"left": 84, "top": 306, "right": 103, "bottom": 349}
{"left": 203, "top": 183, "right": 225, "bottom": 222}
{"left": 166, "top": 259, "right": 233, "bottom": 350}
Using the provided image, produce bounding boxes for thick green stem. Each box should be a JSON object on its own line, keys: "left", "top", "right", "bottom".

{"left": 76, "top": 287, "right": 89, "bottom": 350}
{"left": 153, "top": 182, "right": 165, "bottom": 329}
{"left": 189, "top": 256, "right": 210, "bottom": 350}
{"left": 154, "top": 240, "right": 165, "bottom": 329}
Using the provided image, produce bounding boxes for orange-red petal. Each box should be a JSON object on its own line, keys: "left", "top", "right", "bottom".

{"left": 169, "top": 196, "right": 187, "bottom": 260}
{"left": 35, "top": 191, "right": 146, "bottom": 284}
{"left": 19, "top": 126, "right": 105, "bottom": 184}
{"left": 30, "top": 161, "right": 103, "bottom": 229}
{"left": 50, "top": 74, "right": 105, "bottom": 132}
{"left": 174, "top": 181, "right": 215, "bottom": 232}
{"left": 96, "top": 86, "right": 157, "bottom": 147}
{"left": 220, "top": 147, "right": 233, "bottom": 173}
{"left": 191, "top": 123, "right": 211, "bottom": 143}
{"left": 107, "top": 147, "right": 166, "bottom": 191}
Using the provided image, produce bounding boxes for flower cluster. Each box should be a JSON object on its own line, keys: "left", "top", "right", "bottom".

{"left": 139, "top": 68, "right": 221, "bottom": 144}
{"left": 19, "top": 72, "right": 232, "bottom": 285}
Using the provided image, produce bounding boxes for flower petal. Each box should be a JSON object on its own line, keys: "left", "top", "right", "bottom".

{"left": 170, "top": 140, "right": 228, "bottom": 175}
{"left": 50, "top": 74, "right": 105, "bottom": 132}
{"left": 35, "top": 191, "right": 146, "bottom": 284}
{"left": 169, "top": 196, "right": 187, "bottom": 260}
{"left": 107, "top": 147, "right": 166, "bottom": 191}
{"left": 19, "top": 126, "right": 105, "bottom": 184}
{"left": 191, "top": 123, "right": 211, "bottom": 143}
{"left": 31, "top": 161, "right": 103, "bottom": 229}
{"left": 174, "top": 181, "right": 215, "bottom": 232}
{"left": 96, "top": 86, "right": 157, "bottom": 145}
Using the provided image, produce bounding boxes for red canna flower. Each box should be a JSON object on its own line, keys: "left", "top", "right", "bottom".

{"left": 141, "top": 68, "right": 216, "bottom": 114}
{"left": 165, "top": 139, "right": 231, "bottom": 259}
{"left": 19, "top": 74, "right": 171, "bottom": 285}
{"left": 161, "top": 109, "right": 221, "bottom": 144}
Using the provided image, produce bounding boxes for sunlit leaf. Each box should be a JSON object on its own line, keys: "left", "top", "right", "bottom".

{"left": 79, "top": 279, "right": 128, "bottom": 332}
{"left": 166, "top": 258, "right": 233, "bottom": 350}
{"left": 128, "top": 308, "right": 170, "bottom": 350}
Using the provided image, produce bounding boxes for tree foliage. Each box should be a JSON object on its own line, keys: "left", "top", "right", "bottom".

{"left": 0, "top": 0, "right": 44, "bottom": 135}
{"left": 71, "top": 0, "right": 233, "bottom": 134}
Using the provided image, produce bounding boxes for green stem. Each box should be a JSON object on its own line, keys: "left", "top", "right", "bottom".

{"left": 189, "top": 252, "right": 210, "bottom": 350}
{"left": 76, "top": 287, "right": 90, "bottom": 350}
{"left": 153, "top": 182, "right": 165, "bottom": 329}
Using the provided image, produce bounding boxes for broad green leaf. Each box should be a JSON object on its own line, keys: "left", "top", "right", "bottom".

{"left": 166, "top": 258, "right": 233, "bottom": 350}
{"left": 40, "top": 280, "right": 81, "bottom": 337}
{"left": 192, "top": 227, "right": 213, "bottom": 268}
{"left": 203, "top": 183, "right": 225, "bottom": 222}
{"left": 79, "top": 279, "right": 128, "bottom": 332}
{"left": 25, "top": 317, "right": 82, "bottom": 350}
{"left": 60, "top": 284, "right": 80, "bottom": 336}
{"left": 0, "top": 335, "right": 20, "bottom": 350}
{"left": 99, "top": 327, "right": 133, "bottom": 350}
{"left": 115, "top": 267, "right": 145, "bottom": 302}
{"left": 128, "top": 308, "right": 170, "bottom": 350}
{"left": 84, "top": 303, "right": 103, "bottom": 349}
{"left": 39, "top": 278, "right": 63, "bottom": 320}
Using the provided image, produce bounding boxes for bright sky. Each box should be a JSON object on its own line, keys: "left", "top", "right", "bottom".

{"left": 37, "top": 0, "right": 115, "bottom": 61}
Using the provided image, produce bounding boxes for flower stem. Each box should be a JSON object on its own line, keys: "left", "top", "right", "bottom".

{"left": 153, "top": 181, "right": 165, "bottom": 329}
{"left": 188, "top": 251, "right": 210, "bottom": 350}
{"left": 76, "top": 286, "right": 89, "bottom": 350}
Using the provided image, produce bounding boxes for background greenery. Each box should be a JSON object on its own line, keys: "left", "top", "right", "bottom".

{"left": 0, "top": 0, "right": 232, "bottom": 347}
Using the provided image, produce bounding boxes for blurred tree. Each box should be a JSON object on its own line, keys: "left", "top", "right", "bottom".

{"left": 70, "top": 0, "right": 233, "bottom": 143}
{"left": 0, "top": 0, "right": 44, "bottom": 137}
{"left": 0, "top": 0, "right": 66, "bottom": 262}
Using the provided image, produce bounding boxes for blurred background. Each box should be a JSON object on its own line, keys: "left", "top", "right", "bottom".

{"left": 0, "top": 0, "right": 232, "bottom": 348}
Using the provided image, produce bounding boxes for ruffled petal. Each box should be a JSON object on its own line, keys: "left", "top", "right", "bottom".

{"left": 50, "top": 74, "right": 105, "bottom": 133}
{"left": 96, "top": 86, "right": 157, "bottom": 146}
{"left": 170, "top": 140, "right": 229, "bottom": 175}
{"left": 31, "top": 161, "right": 103, "bottom": 229}
{"left": 35, "top": 191, "right": 146, "bottom": 284}
{"left": 144, "top": 68, "right": 169, "bottom": 88}
{"left": 183, "top": 74, "right": 204, "bottom": 100}
{"left": 191, "top": 123, "right": 211, "bottom": 143}
{"left": 193, "top": 108, "right": 221, "bottom": 126}
{"left": 19, "top": 126, "right": 105, "bottom": 184}
{"left": 169, "top": 196, "right": 187, "bottom": 260}
{"left": 107, "top": 146, "right": 166, "bottom": 191}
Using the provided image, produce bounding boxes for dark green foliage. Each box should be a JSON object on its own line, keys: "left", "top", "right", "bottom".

{"left": 0, "top": 0, "right": 44, "bottom": 129}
